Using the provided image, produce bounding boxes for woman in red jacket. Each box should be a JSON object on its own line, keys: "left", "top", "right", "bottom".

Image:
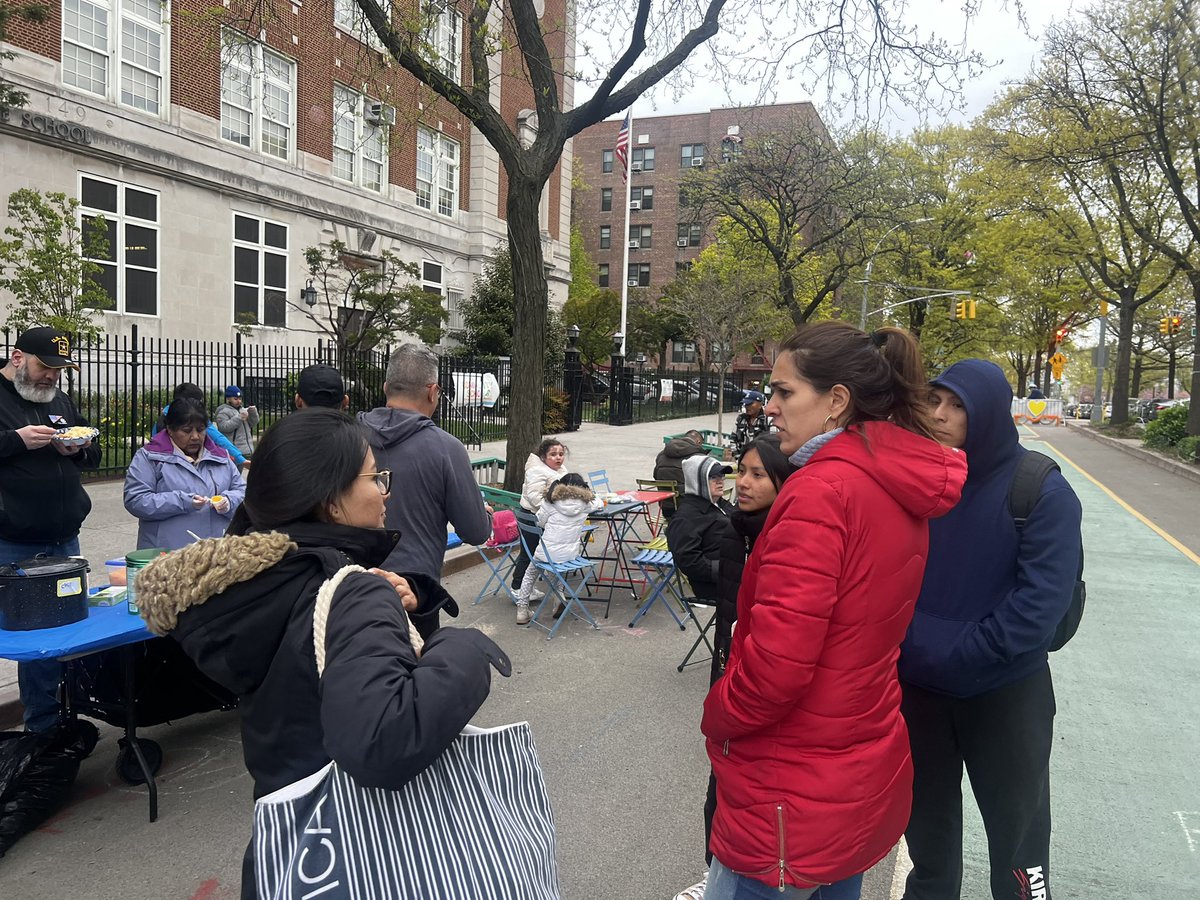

{"left": 701, "top": 322, "right": 967, "bottom": 899}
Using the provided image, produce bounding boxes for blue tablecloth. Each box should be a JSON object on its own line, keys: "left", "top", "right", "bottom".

{"left": 0, "top": 601, "right": 154, "bottom": 662}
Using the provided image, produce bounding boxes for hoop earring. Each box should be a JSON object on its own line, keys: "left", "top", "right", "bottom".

{"left": 822, "top": 414, "right": 836, "bottom": 433}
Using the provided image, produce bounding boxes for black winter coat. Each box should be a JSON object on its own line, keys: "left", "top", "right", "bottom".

{"left": 653, "top": 437, "right": 707, "bottom": 517}
{"left": 712, "top": 507, "right": 771, "bottom": 684}
{"left": 0, "top": 371, "right": 100, "bottom": 543}
{"left": 667, "top": 493, "right": 733, "bottom": 600}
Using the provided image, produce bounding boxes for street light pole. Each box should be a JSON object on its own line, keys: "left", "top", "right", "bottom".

{"left": 859, "top": 217, "right": 934, "bottom": 330}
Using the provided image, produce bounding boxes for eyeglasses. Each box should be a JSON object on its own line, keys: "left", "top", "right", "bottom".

{"left": 359, "top": 470, "right": 392, "bottom": 494}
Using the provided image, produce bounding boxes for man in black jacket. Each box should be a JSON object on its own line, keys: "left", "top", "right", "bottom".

{"left": 0, "top": 327, "right": 101, "bottom": 731}
{"left": 653, "top": 429, "right": 708, "bottom": 519}
{"left": 667, "top": 455, "right": 733, "bottom": 600}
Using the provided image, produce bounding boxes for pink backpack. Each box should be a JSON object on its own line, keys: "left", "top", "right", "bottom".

{"left": 489, "top": 509, "right": 520, "bottom": 546}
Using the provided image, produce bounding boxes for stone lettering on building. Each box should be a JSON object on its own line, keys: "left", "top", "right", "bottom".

{"left": 0, "top": 106, "right": 93, "bottom": 145}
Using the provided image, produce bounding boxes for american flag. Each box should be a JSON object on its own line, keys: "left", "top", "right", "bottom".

{"left": 614, "top": 111, "right": 631, "bottom": 182}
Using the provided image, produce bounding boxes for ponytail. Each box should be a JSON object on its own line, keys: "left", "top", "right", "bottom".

{"left": 779, "top": 322, "right": 935, "bottom": 439}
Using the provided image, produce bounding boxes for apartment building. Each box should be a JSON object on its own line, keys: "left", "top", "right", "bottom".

{"left": 573, "top": 102, "right": 823, "bottom": 373}
{"left": 0, "top": 0, "right": 573, "bottom": 345}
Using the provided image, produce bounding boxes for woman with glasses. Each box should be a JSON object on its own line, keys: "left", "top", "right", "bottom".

{"left": 135, "top": 408, "right": 510, "bottom": 900}
{"left": 123, "top": 398, "right": 246, "bottom": 550}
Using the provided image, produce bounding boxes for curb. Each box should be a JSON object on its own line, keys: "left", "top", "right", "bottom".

{"left": 0, "top": 546, "right": 498, "bottom": 732}
{"left": 1067, "top": 423, "right": 1200, "bottom": 487}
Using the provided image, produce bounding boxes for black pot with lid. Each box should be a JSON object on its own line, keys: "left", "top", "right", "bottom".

{"left": 0, "top": 555, "right": 90, "bottom": 631}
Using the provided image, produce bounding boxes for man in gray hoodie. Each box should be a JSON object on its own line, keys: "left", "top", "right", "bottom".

{"left": 360, "top": 344, "right": 493, "bottom": 580}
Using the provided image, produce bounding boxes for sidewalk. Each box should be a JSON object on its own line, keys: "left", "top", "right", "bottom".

{"left": 0, "top": 412, "right": 730, "bottom": 720}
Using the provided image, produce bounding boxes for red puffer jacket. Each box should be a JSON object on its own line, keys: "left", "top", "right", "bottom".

{"left": 702, "top": 421, "right": 966, "bottom": 890}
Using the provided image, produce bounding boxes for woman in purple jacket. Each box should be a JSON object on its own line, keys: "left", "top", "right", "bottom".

{"left": 124, "top": 398, "right": 245, "bottom": 549}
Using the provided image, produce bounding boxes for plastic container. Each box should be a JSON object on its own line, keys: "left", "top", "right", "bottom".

{"left": 0, "top": 556, "right": 90, "bottom": 630}
{"left": 125, "top": 549, "right": 167, "bottom": 616}
{"left": 105, "top": 559, "right": 127, "bottom": 586}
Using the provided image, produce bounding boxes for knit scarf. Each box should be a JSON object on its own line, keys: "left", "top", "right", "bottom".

{"left": 789, "top": 428, "right": 844, "bottom": 468}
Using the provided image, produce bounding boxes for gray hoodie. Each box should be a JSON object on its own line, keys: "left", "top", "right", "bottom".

{"left": 359, "top": 406, "right": 492, "bottom": 579}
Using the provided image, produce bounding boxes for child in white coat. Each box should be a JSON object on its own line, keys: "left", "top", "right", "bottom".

{"left": 516, "top": 473, "right": 602, "bottom": 624}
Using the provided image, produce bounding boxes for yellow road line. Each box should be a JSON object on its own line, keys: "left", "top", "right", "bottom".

{"left": 1041, "top": 438, "right": 1200, "bottom": 567}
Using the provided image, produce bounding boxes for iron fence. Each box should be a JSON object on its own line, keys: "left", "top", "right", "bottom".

{"left": 576, "top": 366, "right": 765, "bottom": 426}
{"left": 1, "top": 326, "right": 518, "bottom": 478}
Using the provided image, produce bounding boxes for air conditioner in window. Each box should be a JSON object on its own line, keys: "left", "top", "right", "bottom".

{"left": 676, "top": 238, "right": 688, "bottom": 248}
{"left": 365, "top": 102, "right": 397, "bottom": 126}
{"left": 629, "top": 200, "right": 641, "bottom": 210}
{"left": 630, "top": 161, "right": 643, "bottom": 172}
{"left": 627, "top": 279, "right": 640, "bottom": 287}
{"left": 628, "top": 240, "right": 640, "bottom": 249}
{"left": 691, "top": 157, "right": 704, "bottom": 167}
{"left": 727, "top": 125, "right": 740, "bottom": 136}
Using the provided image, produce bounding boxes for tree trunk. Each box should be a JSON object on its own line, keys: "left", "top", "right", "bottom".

{"left": 1130, "top": 332, "right": 1145, "bottom": 398}
{"left": 780, "top": 269, "right": 800, "bottom": 326}
{"left": 1189, "top": 271, "right": 1200, "bottom": 436}
{"left": 501, "top": 176, "right": 549, "bottom": 493}
{"left": 1110, "top": 293, "right": 1136, "bottom": 425}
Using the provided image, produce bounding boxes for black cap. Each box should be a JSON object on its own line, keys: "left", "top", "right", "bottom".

{"left": 298, "top": 364, "right": 345, "bottom": 408}
{"left": 15, "top": 327, "right": 79, "bottom": 368}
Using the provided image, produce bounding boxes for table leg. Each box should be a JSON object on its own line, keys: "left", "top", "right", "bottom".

{"left": 121, "top": 645, "right": 158, "bottom": 822}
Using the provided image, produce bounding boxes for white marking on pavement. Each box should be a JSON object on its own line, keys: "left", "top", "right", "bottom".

{"left": 1175, "top": 812, "right": 1200, "bottom": 853}
{"left": 891, "top": 837, "right": 912, "bottom": 899}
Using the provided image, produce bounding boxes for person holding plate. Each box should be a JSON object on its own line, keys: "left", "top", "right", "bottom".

{"left": 124, "top": 398, "right": 245, "bottom": 551}
{"left": 0, "top": 326, "right": 101, "bottom": 731}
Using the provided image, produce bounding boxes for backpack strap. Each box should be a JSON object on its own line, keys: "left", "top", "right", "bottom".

{"left": 1008, "top": 450, "right": 1060, "bottom": 529}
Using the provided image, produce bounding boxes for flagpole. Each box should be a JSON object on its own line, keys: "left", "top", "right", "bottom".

{"left": 618, "top": 109, "right": 634, "bottom": 356}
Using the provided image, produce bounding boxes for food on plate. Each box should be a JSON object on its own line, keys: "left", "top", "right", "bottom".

{"left": 52, "top": 425, "right": 100, "bottom": 446}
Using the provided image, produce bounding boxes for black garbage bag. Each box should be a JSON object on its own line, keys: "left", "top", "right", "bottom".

{"left": 0, "top": 718, "right": 99, "bottom": 857}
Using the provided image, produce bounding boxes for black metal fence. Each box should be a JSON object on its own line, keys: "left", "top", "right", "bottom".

{"left": 576, "top": 366, "right": 765, "bottom": 425}
{"left": 1, "top": 325, "right": 756, "bottom": 479}
{"left": 1, "top": 326, "right": 515, "bottom": 478}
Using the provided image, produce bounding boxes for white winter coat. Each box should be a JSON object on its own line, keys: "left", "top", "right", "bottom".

{"left": 520, "top": 452, "right": 571, "bottom": 512}
{"left": 534, "top": 483, "right": 602, "bottom": 563}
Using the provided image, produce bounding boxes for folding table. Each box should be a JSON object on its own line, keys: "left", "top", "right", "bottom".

{"left": 0, "top": 601, "right": 161, "bottom": 820}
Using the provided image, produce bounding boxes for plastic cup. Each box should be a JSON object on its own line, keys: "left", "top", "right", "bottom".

{"left": 105, "top": 558, "right": 127, "bottom": 586}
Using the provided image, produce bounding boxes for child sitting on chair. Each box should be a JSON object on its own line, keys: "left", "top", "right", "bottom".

{"left": 516, "top": 472, "right": 602, "bottom": 624}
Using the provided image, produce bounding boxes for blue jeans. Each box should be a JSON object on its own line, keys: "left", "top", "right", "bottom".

{"left": 707, "top": 858, "right": 864, "bottom": 900}
{"left": 0, "top": 536, "right": 80, "bottom": 732}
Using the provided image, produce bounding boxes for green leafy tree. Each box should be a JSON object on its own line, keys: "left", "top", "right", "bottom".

{"left": 0, "top": 188, "right": 110, "bottom": 340}
{"left": 627, "top": 299, "right": 689, "bottom": 368}
{"left": 296, "top": 240, "right": 445, "bottom": 358}
{"left": 662, "top": 234, "right": 791, "bottom": 433}
{"left": 562, "top": 289, "right": 620, "bottom": 371}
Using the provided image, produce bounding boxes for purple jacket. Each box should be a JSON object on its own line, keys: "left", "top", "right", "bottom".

{"left": 123, "top": 430, "right": 246, "bottom": 550}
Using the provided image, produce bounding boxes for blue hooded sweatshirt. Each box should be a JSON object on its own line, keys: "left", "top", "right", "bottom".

{"left": 898, "top": 359, "right": 1082, "bottom": 698}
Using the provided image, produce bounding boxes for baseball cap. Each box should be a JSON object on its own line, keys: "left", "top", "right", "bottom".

{"left": 15, "top": 327, "right": 79, "bottom": 369}
{"left": 709, "top": 464, "right": 733, "bottom": 478}
{"left": 225, "top": 385, "right": 242, "bottom": 397}
{"left": 743, "top": 390, "right": 765, "bottom": 405}
{"left": 297, "top": 364, "right": 345, "bottom": 408}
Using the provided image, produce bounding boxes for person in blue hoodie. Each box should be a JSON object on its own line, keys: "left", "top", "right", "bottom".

{"left": 899, "top": 359, "right": 1082, "bottom": 900}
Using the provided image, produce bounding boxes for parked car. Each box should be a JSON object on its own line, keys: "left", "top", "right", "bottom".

{"left": 688, "top": 378, "right": 744, "bottom": 406}
{"left": 1150, "top": 398, "right": 1190, "bottom": 420}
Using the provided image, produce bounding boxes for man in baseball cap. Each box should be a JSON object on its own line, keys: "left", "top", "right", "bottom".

{"left": 14, "top": 326, "right": 80, "bottom": 369}
{"left": 733, "top": 390, "right": 769, "bottom": 455}
{"left": 0, "top": 326, "right": 100, "bottom": 731}
{"left": 295, "top": 364, "right": 348, "bottom": 411}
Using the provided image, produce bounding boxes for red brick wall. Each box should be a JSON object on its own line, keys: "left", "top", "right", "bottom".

{"left": 5, "top": 4, "right": 61, "bottom": 60}
{"left": 573, "top": 102, "right": 821, "bottom": 295}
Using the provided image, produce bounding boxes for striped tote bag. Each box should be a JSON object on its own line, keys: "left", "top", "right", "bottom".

{"left": 252, "top": 566, "right": 560, "bottom": 900}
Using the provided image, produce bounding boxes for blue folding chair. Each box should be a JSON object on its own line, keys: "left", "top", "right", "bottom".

{"left": 472, "top": 537, "right": 521, "bottom": 606}
{"left": 513, "top": 509, "right": 602, "bottom": 639}
{"left": 587, "top": 470, "right": 611, "bottom": 493}
{"left": 630, "top": 537, "right": 689, "bottom": 629}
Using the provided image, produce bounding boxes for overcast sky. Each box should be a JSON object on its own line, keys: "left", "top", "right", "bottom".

{"left": 594, "top": 0, "right": 1084, "bottom": 134}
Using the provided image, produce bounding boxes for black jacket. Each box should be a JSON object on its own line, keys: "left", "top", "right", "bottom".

{"left": 0, "top": 370, "right": 100, "bottom": 543}
{"left": 653, "top": 437, "right": 707, "bottom": 517}
{"left": 667, "top": 456, "right": 733, "bottom": 600}
{"left": 136, "top": 520, "right": 508, "bottom": 801}
{"left": 712, "top": 507, "right": 771, "bottom": 683}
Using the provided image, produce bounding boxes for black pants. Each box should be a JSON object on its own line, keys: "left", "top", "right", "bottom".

{"left": 901, "top": 667, "right": 1055, "bottom": 900}
{"left": 511, "top": 532, "right": 541, "bottom": 589}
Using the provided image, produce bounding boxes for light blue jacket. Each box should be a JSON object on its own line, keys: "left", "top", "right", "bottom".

{"left": 123, "top": 430, "right": 246, "bottom": 550}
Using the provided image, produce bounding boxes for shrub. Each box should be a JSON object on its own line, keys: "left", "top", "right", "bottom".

{"left": 1176, "top": 435, "right": 1200, "bottom": 464}
{"left": 1143, "top": 404, "right": 1190, "bottom": 449}
{"left": 542, "top": 386, "right": 568, "bottom": 433}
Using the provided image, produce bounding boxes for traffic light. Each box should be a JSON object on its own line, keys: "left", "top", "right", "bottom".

{"left": 1160, "top": 316, "right": 1172, "bottom": 335}
{"left": 1170, "top": 315, "right": 1183, "bottom": 334}
{"left": 954, "top": 300, "right": 977, "bottom": 320}
{"left": 1054, "top": 327, "right": 1068, "bottom": 344}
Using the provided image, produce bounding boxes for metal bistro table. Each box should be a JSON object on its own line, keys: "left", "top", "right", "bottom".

{"left": 587, "top": 490, "right": 674, "bottom": 603}
{"left": 0, "top": 599, "right": 161, "bottom": 820}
